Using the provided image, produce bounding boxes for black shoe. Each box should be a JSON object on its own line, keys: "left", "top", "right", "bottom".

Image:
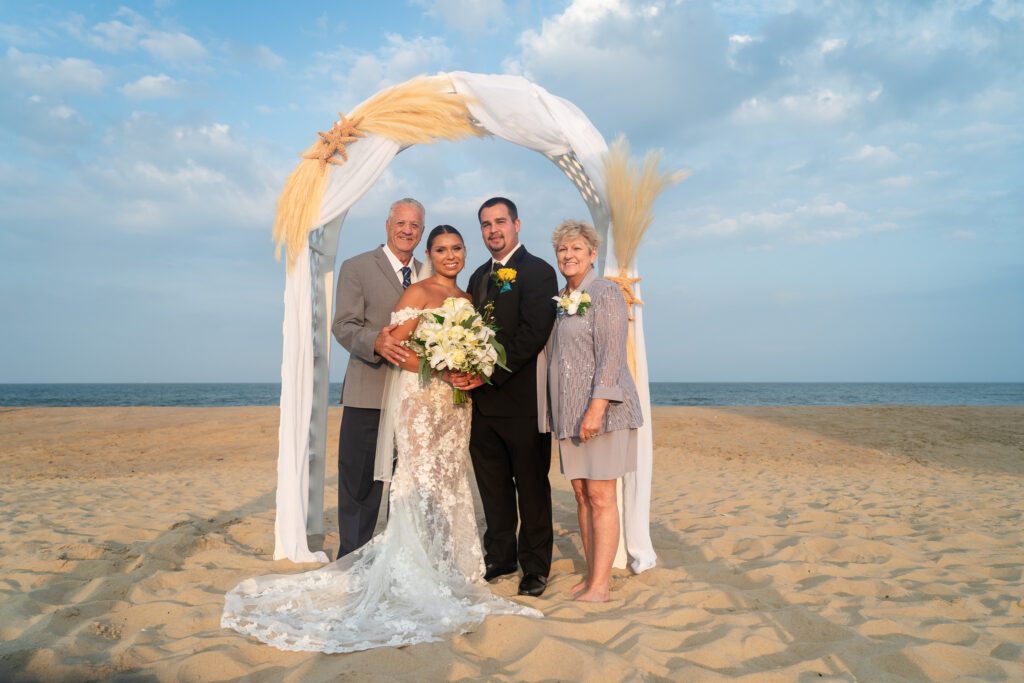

{"left": 518, "top": 573, "right": 547, "bottom": 597}
{"left": 484, "top": 563, "right": 518, "bottom": 582}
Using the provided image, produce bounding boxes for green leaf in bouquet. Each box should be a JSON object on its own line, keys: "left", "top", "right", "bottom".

{"left": 491, "top": 339, "right": 509, "bottom": 373}
{"left": 417, "top": 357, "right": 432, "bottom": 387}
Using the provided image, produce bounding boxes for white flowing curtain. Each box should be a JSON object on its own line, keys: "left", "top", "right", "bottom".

{"left": 274, "top": 136, "right": 402, "bottom": 563}
{"left": 274, "top": 72, "right": 656, "bottom": 572}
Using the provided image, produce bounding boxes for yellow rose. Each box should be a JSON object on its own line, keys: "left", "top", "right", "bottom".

{"left": 496, "top": 267, "right": 517, "bottom": 283}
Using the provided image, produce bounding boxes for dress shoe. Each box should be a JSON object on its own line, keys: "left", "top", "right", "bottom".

{"left": 484, "top": 563, "right": 518, "bottom": 582}
{"left": 518, "top": 573, "right": 547, "bottom": 597}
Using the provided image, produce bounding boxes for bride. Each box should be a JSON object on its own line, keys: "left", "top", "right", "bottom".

{"left": 222, "top": 225, "right": 542, "bottom": 653}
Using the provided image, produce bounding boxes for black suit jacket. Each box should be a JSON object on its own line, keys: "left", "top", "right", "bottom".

{"left": 468, "top": 245, "right": 557, "bottom": 417}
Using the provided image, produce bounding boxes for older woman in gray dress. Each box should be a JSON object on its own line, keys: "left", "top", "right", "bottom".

{"left": 540, "top": 220, "right": 643, "bottom": 602}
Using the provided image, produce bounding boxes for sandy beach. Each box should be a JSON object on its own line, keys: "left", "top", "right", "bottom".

{"left": 1, "top": 405, "right": 1022, "bottom": 681}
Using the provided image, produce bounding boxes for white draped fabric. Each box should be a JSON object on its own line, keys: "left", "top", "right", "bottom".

{"left": 274, "top": 72, "right": 656, "bottom": 574}
{"left": 273, "top": 245, "right": 327, "bottom": 563}
{"left": 317, "top": 136, "right": 403, "bottom": 227}
{"left": 274, "top": 135, "right": 400, "bottom": 562}
{"left": 448, "top": 72, "right": 610, "bottom": 201}
{"left": 606, "top": 266, "right": 658, "bottom": 573}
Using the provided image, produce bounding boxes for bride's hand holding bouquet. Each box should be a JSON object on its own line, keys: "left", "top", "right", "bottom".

{"left": 404, "top": 297, "right": 507, "bottom": 403}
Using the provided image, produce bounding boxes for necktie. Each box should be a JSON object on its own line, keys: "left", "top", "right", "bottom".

{"left": 401, "top": 266, "right": 412, "bottom": 289}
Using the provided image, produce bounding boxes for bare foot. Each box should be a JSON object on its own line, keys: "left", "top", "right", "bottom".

{"left": 574, "top": 588, "right": 610, "bottom": 602}
{"left": 568, "top": 579, "right": 589, "bottom": 596}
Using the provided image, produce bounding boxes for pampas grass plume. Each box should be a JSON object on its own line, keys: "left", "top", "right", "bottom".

{"left": 274, "top": 74, "right": 484, "bottom": 268}
{"left": 604, "top": 136, "right": 689, "bottom": 270}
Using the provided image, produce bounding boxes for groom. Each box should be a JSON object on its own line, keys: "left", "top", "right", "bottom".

{"left": 465, "top": 197, "right": 557, "bottom": 597}
{"left": 331, "top": 198, "right": 425, "bottom": 559}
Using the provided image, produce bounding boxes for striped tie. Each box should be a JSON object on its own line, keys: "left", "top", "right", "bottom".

{"left": 401, "top": 266, "right": 412, "bottom": 289}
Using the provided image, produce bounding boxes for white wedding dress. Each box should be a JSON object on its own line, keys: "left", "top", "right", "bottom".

{"left": 222, "top": 308, "right": 541, "bottom": 653}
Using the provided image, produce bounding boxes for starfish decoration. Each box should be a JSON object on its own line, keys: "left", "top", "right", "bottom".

{"left": 606, "top": 272, "right": 643, "bottom": 321}
{"left": 303, "top": 111, "right": 366, "bottom": 171}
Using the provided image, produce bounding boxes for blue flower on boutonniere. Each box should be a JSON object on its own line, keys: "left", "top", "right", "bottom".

{"left": 491, "top": 267, "right": 517, "bottom": 293}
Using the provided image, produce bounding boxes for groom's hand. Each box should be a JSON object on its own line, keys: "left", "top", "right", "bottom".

{"left": 374, "top": 324, "right": 408, "bottom": 364}
{"left": 443, "top": 371, "right": 485, "bottom": 391}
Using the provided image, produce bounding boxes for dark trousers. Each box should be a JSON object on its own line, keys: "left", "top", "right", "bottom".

{"left": 337, "top": 406, "right": 383, "bottom": 559}
{"left": 469, "top": 412, "right": 553, "bottom": 576}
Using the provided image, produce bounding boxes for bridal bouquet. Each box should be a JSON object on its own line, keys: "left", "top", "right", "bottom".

{"left": 404, "top": 297, "right": 508, "bottom": 404}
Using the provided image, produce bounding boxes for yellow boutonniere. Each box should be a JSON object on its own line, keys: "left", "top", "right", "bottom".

{"left": 491, "top": 267, "right": 517, "bottom": 293}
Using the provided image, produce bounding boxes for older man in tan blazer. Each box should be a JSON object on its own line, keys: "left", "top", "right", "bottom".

{"left": 331, "top": 198, "right": 424, "bottom": 559}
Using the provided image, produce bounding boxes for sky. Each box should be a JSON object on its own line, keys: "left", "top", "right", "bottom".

{"left": 0, "top": 0, "right": 1021, "bottom": 383}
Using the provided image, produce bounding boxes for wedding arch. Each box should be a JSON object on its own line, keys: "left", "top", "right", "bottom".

{"left": 272, "top": 71, "right": 677, "bottom": 572}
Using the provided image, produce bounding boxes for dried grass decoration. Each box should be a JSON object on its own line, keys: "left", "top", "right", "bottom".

{"left": 603, "top": 136, "right": 687, "bottom": 378}
{"left": 273, "top": 75, "right": 485, "bottom": 268}
{"left": 603, "top": 136, "right": 689, "bottom": 320}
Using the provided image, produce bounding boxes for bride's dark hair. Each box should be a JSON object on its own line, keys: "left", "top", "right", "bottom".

{"left": 426, "top": 224, "right": 463, "bottom": 250}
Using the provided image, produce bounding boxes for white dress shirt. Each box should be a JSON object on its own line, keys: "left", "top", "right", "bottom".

{"left": 383, "top": 245, "right": 419, "bottom": 285}
{"left": 492, "top": 242, "right": 523, "bottom": 268}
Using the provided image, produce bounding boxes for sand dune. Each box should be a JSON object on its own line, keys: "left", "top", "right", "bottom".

{"left": 1, "top": 406, "right": 1022, "bottom": 681}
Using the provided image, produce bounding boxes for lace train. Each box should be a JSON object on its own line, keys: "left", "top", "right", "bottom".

{"left": 222, "top": 309, "right": 541, "bottom": 653}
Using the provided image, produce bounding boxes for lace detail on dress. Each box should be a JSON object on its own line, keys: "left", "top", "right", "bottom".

{"left": 222, "top": 312, "right": 541, "bottom": 653}
{"left": 391, "top": 307, "right": 424, "bottom": 325}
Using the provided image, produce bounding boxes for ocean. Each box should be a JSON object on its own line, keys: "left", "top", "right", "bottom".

{"left": 1, "top": 383, "right": 1022, "bottom": 407}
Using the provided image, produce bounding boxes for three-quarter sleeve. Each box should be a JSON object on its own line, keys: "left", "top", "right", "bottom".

{"left": 590, "top": 282, "right": 628, "bottom": 403}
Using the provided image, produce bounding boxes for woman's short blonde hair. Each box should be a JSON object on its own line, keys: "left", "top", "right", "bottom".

{"left": 551, "top": 219, "right": 600, "bottom": 252}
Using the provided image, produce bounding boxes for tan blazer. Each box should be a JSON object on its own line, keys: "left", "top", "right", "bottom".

{"left": 331, "top": 246, "right": 422, "bottom": 409}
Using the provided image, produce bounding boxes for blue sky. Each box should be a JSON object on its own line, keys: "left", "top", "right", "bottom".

{"left": 1, "top": 0, "right": 1021, "bottom": 382}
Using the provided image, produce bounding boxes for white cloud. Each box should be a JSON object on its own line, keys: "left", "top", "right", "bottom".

{"left": 510, "top": 0, "right": 859, "bottom": 138}
{"left": 696, "top": 207, "right": 793, "bottom": 237}
{"left": 0, "top": 22, "right": 46, "bottom": 47}
{"left": 676, "top": 199, "right": 884, "bottom": 245}
{"left": 735, "top": 87, "right": 862, "bottom": 124}
{"left": 881, "top": 175, "right": 913, "bottom": 188}
{"left": 227, "top": 43, "right": 286, "bottom": 69}
{"left": 0, "top": 93, "right": 90, "bottom": 147}
{"left": 4, "top": 47, "right": 106, "bottom": 93}
{"left": 415, "top": 0, "right": 509, "bottom": 33}
{"left": 727, "top": 33, "right": 759, "bottom": 69}
{"left": 312, "top": 33, "right": 452, "bottom": 105}
{"left": 72, "top": 115, "right": 280, "bottom": 234}
{"left": 513, "top": 0, "right": 743, "bottom": 133}
{"left": 845, "top": 144, "right": 899, "bottom": 164}
{"left": 91, "top": 18, "right": 144, "bottom": 51}
{"left": 989, "top": 0, "right": 1024, "bottom": 22}
{"left": 0, "top": 112, "right": 282, "bottom": 240}
{"left": 76, "top": 8, "right": 207, "bottom": 63}
{"left": 820, "top": 38, "right": 846, "bottom": 54}
{"left": 48, "top": 105, "right": 78, "bottom": 120}
{"left": 139, "top": 31, "right": 206, "bottom": 62}
{"left": 121, "top": 74, "right": 184, "bottom": 99}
